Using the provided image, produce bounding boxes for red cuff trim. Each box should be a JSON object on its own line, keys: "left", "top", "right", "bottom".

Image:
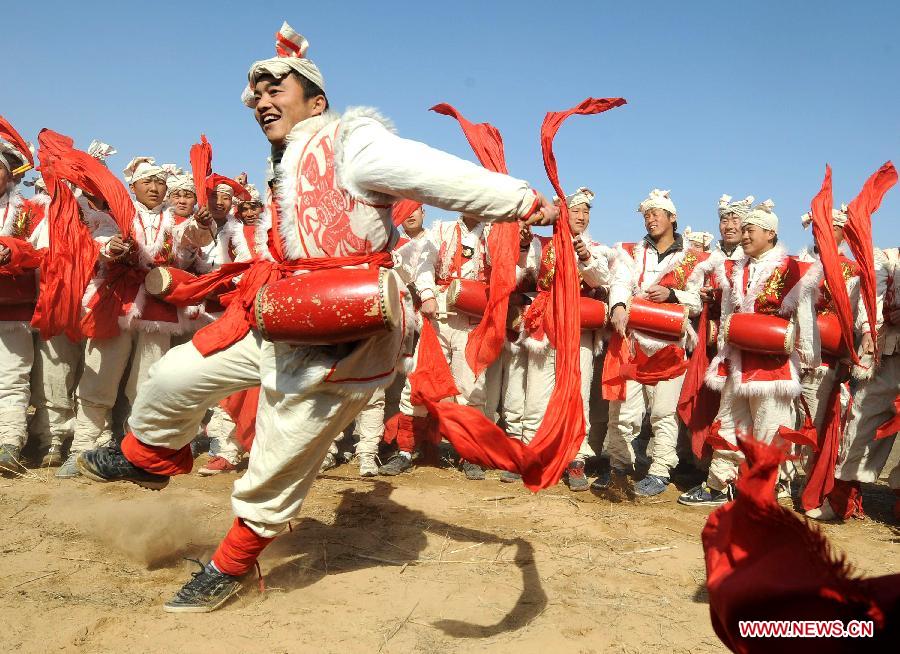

{"left": 121, "top": 432, "right": 194, "bottom": 476}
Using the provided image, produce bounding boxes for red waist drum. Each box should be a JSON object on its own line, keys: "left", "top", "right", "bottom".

{"left": 255, "top": 267, "right": 401, "bottom": 344}
{"left": 723, "top": 313, "right": 795, "bottom": 355}
{"left": 447, "top": 279, "right": 489, "bottom": 316}
{"left": 580, "top": 297, "right": 607, "bottom": 330}
{"left": 0, "top": 272, "right": 37, "bottom": 306}
{"left": 817, "top": 312, "right": 848, "bottom": 357}
{"left": 626, "top": 297, "right": 688, "bottom": 339}
{"left": 145, "top": 267, "right": 198, "bottom": 301}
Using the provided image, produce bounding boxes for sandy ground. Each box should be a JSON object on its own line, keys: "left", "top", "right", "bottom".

{"left": 1, "top": 458, "right": 897, "bottom": 654}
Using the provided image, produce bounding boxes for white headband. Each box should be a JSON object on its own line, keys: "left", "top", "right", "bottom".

{"left": 742, "top": 199, "right": 778, "bottom": 233}
{"left": 243, "top": 22, "right": 325, "bottom": 108}
{"left": 684, "top": 226, "right": 714, "bottom": 249}
{"left": 638, "top": 188, "right": 676, "bottom": 215}
{"left": 124, "top": 156, "right": 167, "bottom": 184}
{"left": 718, "top": 194, "right": 755, "bottom": 219}
{"left": 800, "top": 205, "right": 848, "bottom": 229}
{"left": 566, "top": 186, "right": 594, "bottom": 208}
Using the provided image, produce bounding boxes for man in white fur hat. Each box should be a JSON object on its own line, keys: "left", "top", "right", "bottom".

{"left": 597, "top": 189, "right": 704, "bottom": 497}
{"left": 679, "top": 200, "right": 821, "bottom": 506}
{"left": 60, "top": 157, "right": 211, "bottom": 478}
{"left": 77, "top": 20, "right": 558, "bottom": 612}
{"left": 516, "top": 187, "right": 612, "bottom": 490}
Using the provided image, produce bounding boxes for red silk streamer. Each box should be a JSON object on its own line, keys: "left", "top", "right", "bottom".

{"left": 842, "top": 162, "right": 897, "bottom": 360}
{"left": 601, "top": 331, "right": 629, "bottom": 401}
{"left": 430, "top": 103, "right": 518, "bottom": 377}
{"left": 801, "top": 379, "right": 844, "bottom": 511}
{"left": 619, "top": 344, "right": 688, "bottom": 385}
{"left": 207, "top": 173, "right": 251, "bottom": 201}
{"left": 390, "top": 199, "right": 422, "bottom": 226}
{"left": 0, "top": 114, "right": 34, "bottom": 168}
{"left": 678, "top": 304, "right": 720, "bottom": 458}
{"left": 702, "top": 437, "right": 899, "bottom": 653}
{"left": 409, "top": 320, "right": 460, "bottom": 405}
{"left": 31, "top": 167, "right": 100, "bottom": 340}
{"left": 875, "top": 396, "right": 900, "bottom": 440}
{"left": 809, "top": 165, "right": 859, "bottom": 364}
{"left": 0, "top": 237, "right": 42, "bottom": 273}
{"left": 36, "top": 129, "right": 135, "bottom": 237}
{"left": 190, "top": 135, "right": 212, "bottom": 208}
{"left": 219, "top": 387, "right": 261, "bottom": 452}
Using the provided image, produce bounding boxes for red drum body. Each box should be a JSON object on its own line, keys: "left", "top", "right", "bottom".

{"left": 626, "top": 297, "right": 687, "bottom": 340}
{"left": 724, "top": 313, "right": 795, "bottom": 355}
{"left": 817, "top": 313, "right": 846, "bottom": 357}
{"left": 580, "top": 297, "right": 607, "bottom": 330}
{"left": 447, "top": 279, "right": 489, "bottom": 316}
{"left": 255, "top": 268, "right": 401, "bottom": 344}
{"left": 0, "top": 272, "right": 36, "bottom": 306}
{"left": 145, "top": 266, "right": 197, "bottom": 300}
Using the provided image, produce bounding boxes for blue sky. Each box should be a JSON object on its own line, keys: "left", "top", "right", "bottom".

{"left": 4, "top": 1, "right": 898, "bottom": 249}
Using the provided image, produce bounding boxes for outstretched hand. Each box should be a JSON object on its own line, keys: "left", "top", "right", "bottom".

{"left": 522, "top": 192, "right": 559, "bottom": 227}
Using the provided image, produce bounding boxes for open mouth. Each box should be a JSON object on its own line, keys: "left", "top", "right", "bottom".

{"left": 260, "top": 114, "right": 281, "bottom": 129}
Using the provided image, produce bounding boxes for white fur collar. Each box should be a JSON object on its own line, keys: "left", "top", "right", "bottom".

{"left": 132, "top": 202, "right": 174, "bottom": 268}
{"left": 0, "top": 190, "right": 24, "bottom": 237}
{"left": 730, "top": 244, "right": 787, "bottom": 313}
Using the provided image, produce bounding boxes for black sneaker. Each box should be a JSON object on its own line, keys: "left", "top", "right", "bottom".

{"left": 677, "top": 483, "right": 729, "bottom": 507}
{"left": 461, "top": 461, "right": 485, "bottom": 480}
{"left": 499, "top": 470, "right": 522, "bottom": 483}
{"left": 590, "top": 466, "right": 627, "bottom": 492}
{"left": 163, "top": 560, "right": 242, "bottom": 613}
{"left": 378, "top": 453, "right": 412, "bottom": 476}
{"left": 77, "top": 444, "right": 170, "bottom": 491}
{"left": 0, "top": 444, "right": 26, "bottom": 477}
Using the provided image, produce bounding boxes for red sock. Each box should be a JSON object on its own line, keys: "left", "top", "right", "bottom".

{"left": 212, "top": 518, "right": 275, "bottom": 576}
{"left": 121, "top": 432, "right": 194, "bottom": 476}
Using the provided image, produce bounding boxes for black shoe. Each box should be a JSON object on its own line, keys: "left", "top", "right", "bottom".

{"left": 77, "top": 444, "right": 170, "bottom": 491}
{"left": 163, "top": 560, "right": 242, "bottom": 613}
{"left": 462, "top": 461, "right": 485, "bottom": 480}
{"left": 378, "top": 453, "right": 412, "bottom": 476}
{"left": 499, "top": 470, "right": 522, "bottom": 483}
{"left": 677, "top": 483, "right": 729, "bottom": 507}
{"left": 590, "top": 466, "right": 627, "bottom": 492}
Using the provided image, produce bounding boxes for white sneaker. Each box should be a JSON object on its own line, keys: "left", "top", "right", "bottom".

{"left": 776, "top": 483, "right": 792, "bottom": 500}
{"left": 805, "top": 501, "right": 838, "bottom": 521}
{"left": 358, "top": 453, "right": 378, "bottom": 478}
{"left": 319, "top": 452, "right": 337, "bottom": 473}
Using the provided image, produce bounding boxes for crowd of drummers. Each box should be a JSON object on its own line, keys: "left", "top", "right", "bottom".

{"left": 0, "top": 116, "right": 897, "bottom": 526}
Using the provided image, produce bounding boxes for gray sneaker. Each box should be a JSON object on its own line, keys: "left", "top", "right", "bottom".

{"left": 564, "top": 461, "right": 589, "bottom": 492}
{"left": 41, "top": 444, "right": 64, "bottom": 468}
{"left": 56, "top": 453, "right": 82, "bottom": 479}
{"left": 462, "top": 461, "right": 485, "bottom": 480}
{"left": 634, "top": 474, "right": 669, "bottom": 497}
{"left": 0, "top": 444, "right": 25, "bottom": 477}
{"left": 163, "top": 560, "right": 242, "bottom": 613}
{"left": 378, "top": 453, "right": 412, "bottom": 476}
{"left": 318, "top": 452, "right": 337, "bottom": 473}
{"left": 500, "top": 470, "right": 522, "bottom": 483}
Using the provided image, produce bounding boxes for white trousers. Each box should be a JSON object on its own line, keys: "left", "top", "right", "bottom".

{"left": 73, "top": 330, "right": 171, "bottom": 453}
{"left": 835, "top": 354, "right": 900, "bottom": 488}
{"left": 130, "top": 331, "right": 372, "bottom": 538}
{"left": 30, "top": 334, "right": 84, "bottom": 449}
{"left": 795, "top": 365, "right": 838, "bottom": 476}
{"left": 0, "top": 328, "right": 35, "bottom": 449}
{"left": 706, "top": 379, "right": 795, "bottom": 491}
{"left": 521, "top": 331, "right": 595, "bottom": 460}
{"left": 498, "top": 345, "right": 527, "bottom": 438}
{"left": 605, "top": 346, "right": 686, "bottom": 477}
{"left": 335, "top": 385, "right": 384, "bottom": 457}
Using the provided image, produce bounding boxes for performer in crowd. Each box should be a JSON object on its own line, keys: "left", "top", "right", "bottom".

{"left": 77, "top": 21, "right": 557, "bottom": 612}
{"left": 598, "top": 189, "right": 703, "bottom": 497}
{"left": 679, "top": 200, "right": 821, "bottom": 506}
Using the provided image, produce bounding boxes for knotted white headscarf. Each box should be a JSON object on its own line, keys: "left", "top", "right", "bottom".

{"left": 124, "top": 157, "right": 167, "bottom": 184}
{"left": 243, "top": 22, "right": 325, "bottom": 108}
{"left": 718, "top": 194, "right": 754, "bottom": 219}
{"left": 638, "top": 188, "right": 676, "bottom": 215}
{"left": 742, "top": 199, "right": 778, "bottom": 233}
{"left": 684, "top": 227, "right": 714, "bottom": 250}
{"left": 565, "top": 186, "right": 594, "bottom": 208}
{"left": 800, "top": 204, "right": 848, "bottom": 229}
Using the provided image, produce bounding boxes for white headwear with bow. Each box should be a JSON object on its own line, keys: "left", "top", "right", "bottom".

{"left": 800, "top": 204, "right": 848, "bottom": 229}
{"left": 718, "top": 194, "right": 755, "bottom": 219}
{"left": 684, "top": 226, "right": 714, "bottom": 250}
{"left": 638, "top": 188, "right": 676, "bottom": 215}
{"left": 243, "top": 22, "right": 325, "bottom": 108}
{"left": 742, "top": 199, "right": 778, "bottom": 233}
{"left": 124, "top": 156, "right": 167, "bottom": 185}
{"left": 565, "top": 186, "right": 594, "bottom": 208}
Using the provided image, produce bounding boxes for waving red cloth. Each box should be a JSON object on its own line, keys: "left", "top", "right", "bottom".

{"left": 390, "top": 199, "right": 422, "bottom": 226}
{"left": 601, "top": 331, "right": 629, "bottom": 401}
{"left": 36, "top": 129, "right": 135, "bottom": 237}
{"left": 0, "top": 114, "right": 34, "bottom": 170}
{"left": 190, "top": 135, "right": 212, "bottom": 209}
{"left": 801, "top": 379, "right": 845, "bottom": 512}
{"left": 678, "top": 305, "right": 721, "bottom": 458}
{"left": 702, "top": 437, "right": 899, "bottom": 653}
{"left": 0, "top": 237, "right": 42, "bottom": 274}
{"left": 843, "top": 162, "right": 897, "bottom": 361}
{"left": 30, "top": 169, "right": 100, "bottom": 340}
{"left": 619, "top": 343, "right": 688, "bottom": 385}
{"left": 875, "top": 396, "right": 900, "bottom": 440}
{"left": 220, "top": 387, "right": 261, "bottom": 452}
{"left": 409, "top": 319, "right": 459, "bottom": 405}
{"left": 431, "top": 103, "right": 520, "bottom": 378}
{"left": 810, "top": 166, "right": 859, "bottom": 364}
